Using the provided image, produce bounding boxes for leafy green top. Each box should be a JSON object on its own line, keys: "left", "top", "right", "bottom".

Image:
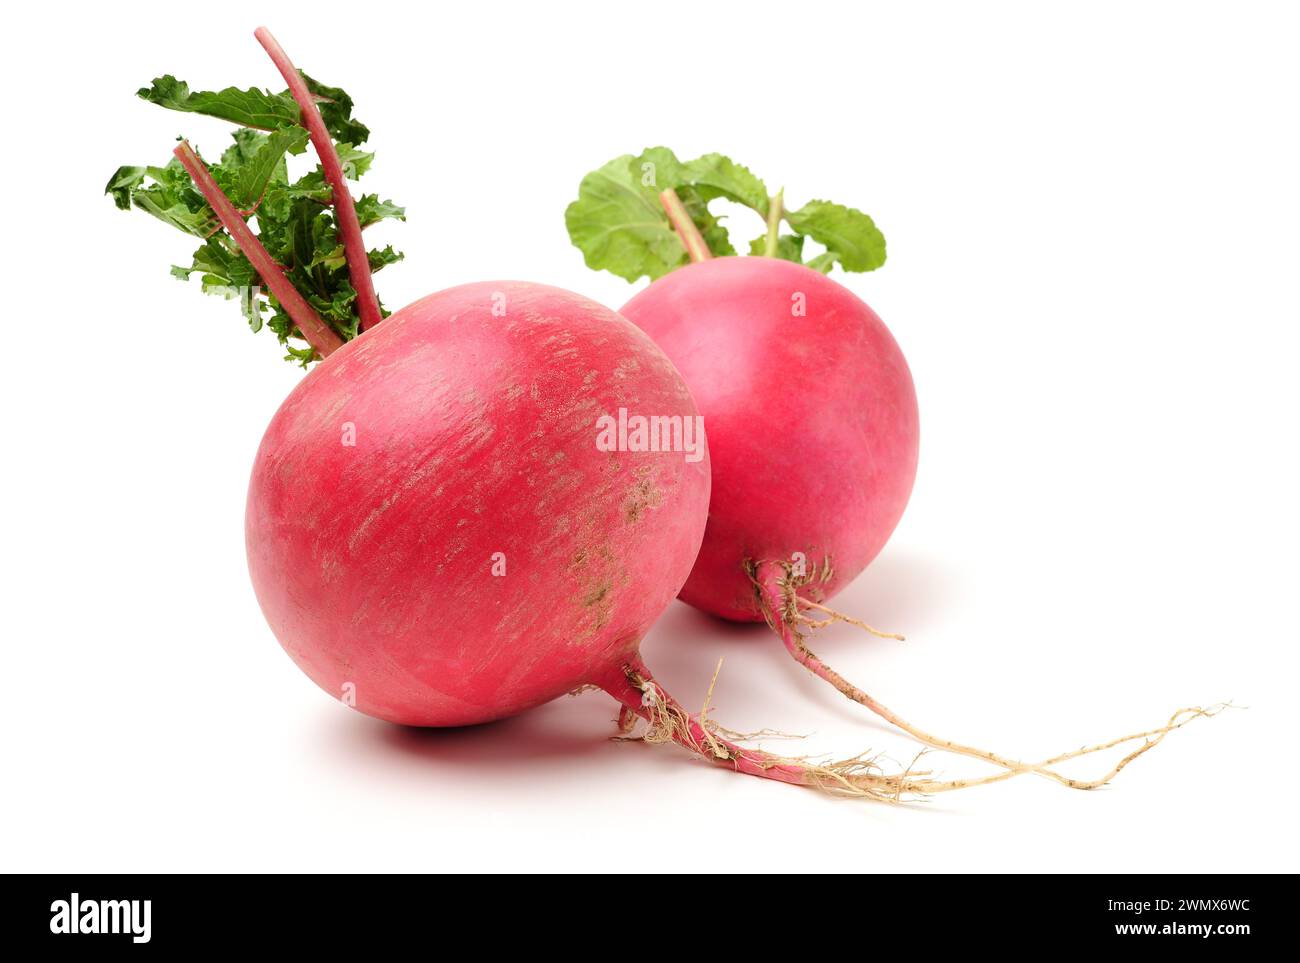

{"left": 564, "top": 147, "right": 886, "bottom": 282}
{"left": 106, "top": 75, "right": 403, "bottom": 365}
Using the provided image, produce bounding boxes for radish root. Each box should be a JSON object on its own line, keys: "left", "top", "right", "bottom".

{"left": 616, "top": 705, "right": 638, "bottom": 733}
{"left": 747, "top": 556, "right": 1221, "bottom": 791}
{"left": 598, "top": 657, "right": 1120, "bottom": 801}
{"left": 796, "top": 598, "right": 905, "bottom": 640}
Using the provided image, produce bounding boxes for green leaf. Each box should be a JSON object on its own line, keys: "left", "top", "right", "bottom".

{"left": 121, "top": 158, "right": 219, "bottom": 237}
{"left": 105, "top": 166, "right": 146, "bottom": 209}
{"left": 302, "top": 73, "right": 370, "bottom": 146}
{"left": 565, "top": 148, "right": 775, "bottom": 280}
{"left": 564, "top": 146, "right": 892, "bottom": 282}
{"left": 748, "top": 231, "right": 805, "bottom": 263}
{"left": 564, "top": 152, "right": 688, "bottom": 282}
{"left": 137, "top": 73, "right": 372, "bottom": 144}
{"left": 220, "top": 127, "right": 270, "bottom": 168}
{"left": 172, "top": 236, "right": 266, "bottom": 330}
{"left": 334, "top": 144, "right": 373, "bottom": 179}
{"left": 229, "top": 127, "right": 309, "bottom": 207}
{"left": 137, "top": 75, "right": 299, "bottom": 130}
{"left": 682, "top": 153, "right": 768, "bottom": 215}
{"left": 678, "top": 186, "right": 736, "bottom": 257}
{"left": 240, "top": 284, "right": 265, "bottom": 331}
{"left": 805, "top": 252, "right": 839, "bottom": 273}
{"left": 308, "top": 281, "right": 359, "bottom": 340}
{"left": 172, "top": 237, "right": 257, "bottom": 296}
{"left": 368, "top": 245, "right": 405, "bottom": 271}
{"left": 784, "top": 200, "right": 886, "bottom": 272}
{"left": 633, "top": 146, "right": 689, "bottom": 192}
{"left": 355, "top": 194, "right": 406, "bottom": 227}
{"left": 115, "top": 72, "right": 399, "bottom": 365}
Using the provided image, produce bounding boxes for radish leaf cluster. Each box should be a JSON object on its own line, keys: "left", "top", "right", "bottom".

{"left": 105, "top": 74, "right": 404, "bottom": 364}
{"left": 565, "top": 146, "right": 887, "bottom": 282}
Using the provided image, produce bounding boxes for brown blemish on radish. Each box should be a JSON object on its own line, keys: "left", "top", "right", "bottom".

{"left": 582, "top": 581, "right": 611, "bottom": 607}
{"left": 623, "top": 478, "right": 662, "bottom": 523}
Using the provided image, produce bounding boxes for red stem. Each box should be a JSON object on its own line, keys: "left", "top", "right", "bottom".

{"left": 254, "top": 26, "right": 383, "bottom": 333}
{"left": 659, "top": 188, "right": 712, "bottom": 264}
{"left": 173, "top": 141, "right": 343, "bottom": 359}
{"left": 599, "top": 656, "right": 809, "bottom": 787}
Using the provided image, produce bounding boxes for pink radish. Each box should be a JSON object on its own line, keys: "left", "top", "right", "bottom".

{"left": 616, "top": 239, "right": 1093, "bottom": 782}
{"left": 244, "top": 280, "right": 711, "bottom": 729}
{"left": 620, "top": 254, "right": 919, "bottom": 622}
{"left": 566, "top": 158, "right": 1221, "bottom": 788}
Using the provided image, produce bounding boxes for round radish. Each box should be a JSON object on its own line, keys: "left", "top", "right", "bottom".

{"left": 616, "top": 243, "right": 1102, "bottom": 784}
{"left": 562, "top": 171, "right": 1213, "bottom": 791}
{"left": 246, "top": 281, "right": 712, "bottom": 727}
{"left": 619, "top": 255, "right": 919, "bottom": 622}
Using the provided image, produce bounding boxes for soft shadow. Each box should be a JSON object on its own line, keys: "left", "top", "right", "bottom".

{"left": 830, "top": 549, "right": 962, "bottom": 635}
{"left": 316, "top": 695, "right": 615, "bottom": 777}
{"left": 638, "top": 549, "right": 961, "bottom": 732}
{"left": 380, "top": 714, "right": 601, "bottom": 765}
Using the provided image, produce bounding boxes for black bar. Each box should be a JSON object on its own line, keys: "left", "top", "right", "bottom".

{"left": 0, "top": 873, "right": 1277, "bottom": 950}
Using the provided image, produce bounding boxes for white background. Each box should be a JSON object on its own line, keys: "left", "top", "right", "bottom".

{"left": 2, "top": 1, "right": 1296, "bottom": 873}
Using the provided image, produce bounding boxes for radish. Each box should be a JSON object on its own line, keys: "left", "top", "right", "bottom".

{"left": 244, "top": 278, "right": 714, "bottom": 729}
{"left": 108, "top": 28, "right": 1002, "bottom": 799}
{"left": 619, "top": 254, "right": 919, "bottom": 623}
{"left": 566, "top": 148, "right": 1222, "bottom": 787}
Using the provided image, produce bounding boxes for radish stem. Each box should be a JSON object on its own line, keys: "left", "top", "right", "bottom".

{"left": 659, "top": 188, "right": 712, "bottom": 263}
{"left": 254, "top": 26, "right": 383, "bottom": 332}
{"left": 173, "top": 141, "right": 342, "bottom": 358}
{"left": 763, "top": 189, "right": 784, "bottom": 258}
